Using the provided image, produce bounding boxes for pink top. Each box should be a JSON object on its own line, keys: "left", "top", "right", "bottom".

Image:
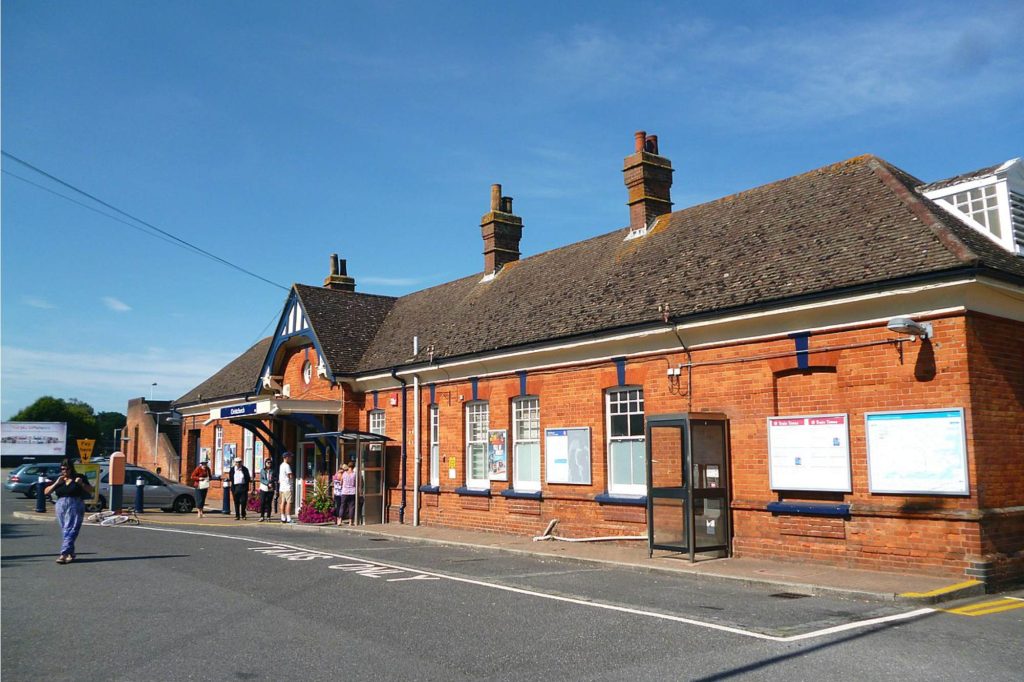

{"left": 341, "top": 469, "right": 357, "bottom": 495}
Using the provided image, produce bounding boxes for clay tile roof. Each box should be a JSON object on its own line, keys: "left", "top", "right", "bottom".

{"left": 175, "top": 337, "right": 273, "bottom": 406}
{"left": 293, "top": 284, "right": 396, "bottom": 375}
{"left": 354, "top": 154, "right": 1024, "bottom": 372}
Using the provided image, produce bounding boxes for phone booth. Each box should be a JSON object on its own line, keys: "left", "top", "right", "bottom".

{"left": 646, "top": 413, "right": 731, "bottom": 561}
{"left": 305, "top": 429, "right": 391, "bottom": 525}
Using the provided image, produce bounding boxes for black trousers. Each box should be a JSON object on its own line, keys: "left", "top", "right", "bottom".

{"left": 340, "top": 494, "right": 355, "bottom": 522}
{"left": 260, "top": 490, "right": 274, "bottom": 518}
{"left": 232, "top": 485, "right": 248, "bottom": 519}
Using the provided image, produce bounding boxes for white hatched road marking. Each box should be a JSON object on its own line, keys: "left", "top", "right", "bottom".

{"left": 134, "top": 524, "right": 934, "bottom": 642}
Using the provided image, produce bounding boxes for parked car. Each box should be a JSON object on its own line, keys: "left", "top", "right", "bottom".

{"left": 5, "top": 463, "right": 61, "bottom": 498}
{"left": 92, "top": 464, "right": 196, "bottom": 513}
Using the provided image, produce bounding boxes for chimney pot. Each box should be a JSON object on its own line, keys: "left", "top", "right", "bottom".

{"left": 634, "top": 130, "right": 646, "bottom": 152}
{"left": 490, "top": 184, "right": 502, "bottom": 211}
{"left": 323, "top": 253, "right": 356, "bottom": 291}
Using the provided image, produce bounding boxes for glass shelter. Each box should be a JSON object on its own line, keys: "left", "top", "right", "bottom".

{"left": 305, "top": 430, "right": 391, "bottom": 525}
{"left": 645, "top": 413, "right": 731, "bottom": 561}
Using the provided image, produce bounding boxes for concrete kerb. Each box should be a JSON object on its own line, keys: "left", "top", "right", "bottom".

{"left": 11, "top": 510, "right": 983, "bottom": 604}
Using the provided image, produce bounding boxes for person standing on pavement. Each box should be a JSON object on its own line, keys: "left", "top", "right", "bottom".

{"left": 45, "top": 458, "right": 93, "bottom": 564}
{"left": 340, "top": 462, "right": 357, "bottom": 526}
{"left": 332, "top": 465, "right": 345, "bottom": 526}
{"left": 190, "top": 459, "right": 212, "bottom": 519}
{"left": 229, "top": 456, "right": 251, "bottom": 520}
{"left": 278, "top": 452, "right": 294, "bottom": 523}
{"left": 258, "top": 457, "right": 276, "bottom": 521}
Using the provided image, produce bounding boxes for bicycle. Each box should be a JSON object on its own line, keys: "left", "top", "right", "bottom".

{"left": 86, "top": 509, "right": 141, "bottom": 526}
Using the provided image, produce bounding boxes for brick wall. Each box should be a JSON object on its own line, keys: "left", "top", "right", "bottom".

{"left": 367, "top": 312, "right": 1023, "bottom": 581}
{"left": 965, "top": 312, "right": 1024, "bottom": 583}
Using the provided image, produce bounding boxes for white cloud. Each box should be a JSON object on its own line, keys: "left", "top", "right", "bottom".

{"left": 526, "top": 7, "right": 1024, "bottom": 129}
{"left": 102, "top": 296, "right": 132, "bottom": 312}
{"left": 23, "top": 296, "right": 57, "bottom": 309}
{"left": 0, "top": 345, "right": 238, "bottom": 418}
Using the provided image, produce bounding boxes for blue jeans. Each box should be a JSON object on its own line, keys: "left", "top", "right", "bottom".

{"left": 56, "top": 497, "right": 85, "bottom": 557}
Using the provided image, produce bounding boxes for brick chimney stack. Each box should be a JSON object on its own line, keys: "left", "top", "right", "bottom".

{"left": 623, "top": 130, "right": 673, "bottom": 231}
{"left": 480, "top": 184, "right": 523, "bottom": 275}
{"left": 323, "top": 253, "right": 356, "bottom": 292}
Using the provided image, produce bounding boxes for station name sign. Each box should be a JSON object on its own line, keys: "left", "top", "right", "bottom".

{"left": 220, "top": 403, "right": 258, "bottom": 418}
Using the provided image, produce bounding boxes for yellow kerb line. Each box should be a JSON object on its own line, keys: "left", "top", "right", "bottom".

{"left": 898, "top": 579, "right": 980, "bottom": 598}
{"left": 943, "top": 598, "right": 1024, "bottom": 617}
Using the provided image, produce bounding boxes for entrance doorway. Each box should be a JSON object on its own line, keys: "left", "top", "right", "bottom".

{"left": 646, "top": 413, "right": 731, "bottom": 560}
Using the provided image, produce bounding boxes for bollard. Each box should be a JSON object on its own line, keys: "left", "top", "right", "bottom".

{"left": 109, "top": 452, "right": 126, "bottom": 512}
{"left": 35, "top": 475, "right": 48, "bottom": 513}
{"left": 134, "top": 476, "right": 145, "bottom": 513}
{"left": 221, "top": 479, "right": 231, "bottom": 514}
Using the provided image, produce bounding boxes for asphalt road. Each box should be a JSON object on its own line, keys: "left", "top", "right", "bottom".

{"left": 2, "top": 489, "right": 1021, "bottom": 681}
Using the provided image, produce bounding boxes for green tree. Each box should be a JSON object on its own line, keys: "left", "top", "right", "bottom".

{"left": 11, "top": 396, "right": 103, "bottom": 456}
{"left": 96, "top": 411, "right": 127, "bottom": 453}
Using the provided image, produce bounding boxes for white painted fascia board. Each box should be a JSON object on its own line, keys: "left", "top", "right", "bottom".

{"left": 266, "top": 399, "right": 341, "bottom": 415}
{"left": 353, "top": 278, "right": 1005, "bottom": 390}
{"left": 176, "top": 397, "right": 257, "bottom": 417}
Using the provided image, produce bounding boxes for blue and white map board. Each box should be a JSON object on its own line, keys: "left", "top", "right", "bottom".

{"left": 767, "top": 414, "right": 851, "bottom": 492}
{"left": 866, "top": 409, "right": 968, "bottom": 495}
{"left": 545, "top": 427, "right": 591, "bottom": 484}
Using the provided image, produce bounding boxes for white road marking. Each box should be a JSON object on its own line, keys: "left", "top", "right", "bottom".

{"left": 134, "top": 525, "right": 935, "bottom": 642}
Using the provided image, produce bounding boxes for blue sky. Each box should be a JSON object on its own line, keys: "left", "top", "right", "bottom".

{"left": 2, "top": 0, "right": 1022, "bottom": 419}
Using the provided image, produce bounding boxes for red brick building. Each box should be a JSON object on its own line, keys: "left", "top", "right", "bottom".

{"left": 172, "top": 136, "right": 1024, "bottom": 585}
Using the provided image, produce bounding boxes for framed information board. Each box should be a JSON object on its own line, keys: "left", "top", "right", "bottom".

{"left": 545, "top": 427, "right": 591, "bottom": 484}
{"left": 767, "top": 414, "right": 851, "bottom": 492}
{"left": 866, "top": 408, "right": 968, "bottom": 495}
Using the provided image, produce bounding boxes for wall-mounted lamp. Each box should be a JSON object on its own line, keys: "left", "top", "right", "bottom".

{"left": 887, "top": 316, "right": 933, "bottom": 341}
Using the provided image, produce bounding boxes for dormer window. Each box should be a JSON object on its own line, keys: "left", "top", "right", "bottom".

{"left": 921, "top": 158, "right": 1024, "bottom": 257}
{"left": 940, "top": 185, "right": 1002, "bottom": 239}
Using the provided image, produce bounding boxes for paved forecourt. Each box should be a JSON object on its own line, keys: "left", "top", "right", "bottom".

{"left": 3, "top": 492, "right": 1022, "bottom": 680}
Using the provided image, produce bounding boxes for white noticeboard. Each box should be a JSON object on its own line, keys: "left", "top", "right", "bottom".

{"left": 767, "top": 414, "right": 851, "bottom": 492}
{"left": 866, "top": 408, "right": 969, "bottom": 495}
{"left": 0, "top": 421, "right": 68, "bottom": 456}
{"left": 545, "top": 427, "right": 591, "bottom": 484}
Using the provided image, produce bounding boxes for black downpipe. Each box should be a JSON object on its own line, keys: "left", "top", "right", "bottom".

{"left": 391, "top": 368, "right": 408, "bottom": 523}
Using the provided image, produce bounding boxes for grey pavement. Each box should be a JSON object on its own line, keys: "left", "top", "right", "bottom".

{"left": 11, "top": 499, "right": 983, "bottom": 603}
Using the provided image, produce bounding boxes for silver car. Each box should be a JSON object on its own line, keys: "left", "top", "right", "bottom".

{"left": 95, "top": 465, "right": 196, "bottom": 513}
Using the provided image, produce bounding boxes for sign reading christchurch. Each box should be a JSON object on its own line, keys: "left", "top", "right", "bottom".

{"left": 220, "top": 403, "right": 258, "bottom": 419}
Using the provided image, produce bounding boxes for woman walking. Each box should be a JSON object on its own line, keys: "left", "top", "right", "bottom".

{"left": 45, "top": 458, "right": 93, "bottom": 564}
{"left": 190, "top": 458, "right": 212, "bottom": 518}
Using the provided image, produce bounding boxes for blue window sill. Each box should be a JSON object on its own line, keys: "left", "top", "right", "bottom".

{"left": 454, "top": 487, "right": 491, "bottom": 498}
{"left": 500, "top": 489, "right": 542, "bottom": 500}
{"left": 418, "top": 485, "right": 440, "bottom": 494}
{"left": 766, "top": 502, "right": 850, "bottom": 518}
{"left": 595, "top": 493, "right": 647, "bottom": 506}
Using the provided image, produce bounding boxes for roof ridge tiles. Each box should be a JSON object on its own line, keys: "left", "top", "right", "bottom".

{"left": 293, "top": 282, "right": 398, "bottom": 302}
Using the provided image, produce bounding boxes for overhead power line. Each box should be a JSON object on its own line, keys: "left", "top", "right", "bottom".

{"left": 2, "top": 151, "right": 289, "bottom": 292}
